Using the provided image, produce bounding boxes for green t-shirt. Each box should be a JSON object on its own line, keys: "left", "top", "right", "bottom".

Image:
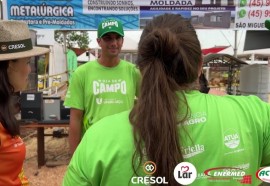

{"left": 64, "top": 59, "right": 140, "bottom": 135}
{"left": 63, "top": 91, "right": 270, "bottom": 186}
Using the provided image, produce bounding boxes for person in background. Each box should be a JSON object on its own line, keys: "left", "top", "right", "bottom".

{"left": 0, "top": 20, "right": 50, "bottom": 185}
{"left": 199, "top": 72, "right": 210, "bottom": 93}
{"left": 199, "top": 72, "right": 226, "bottom": 95}
{"left": 63, "top": 14, "right": 270, "bottom": 186}
{"left": 64, "top": 18, "right": 140, "bottom": 155}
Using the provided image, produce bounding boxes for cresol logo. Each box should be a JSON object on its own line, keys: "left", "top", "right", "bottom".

{"left": 8, "top": 43, "right": 26, "bottom": 50}
{"left": 131, "top": 161, "right": 168, "bottom": 185}
{"left": 256, "top": 167, "right": 270, "bottom": 183}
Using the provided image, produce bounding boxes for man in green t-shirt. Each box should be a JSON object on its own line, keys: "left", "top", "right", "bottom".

{"left": 64, "top": 18, "right": 140, "bottom": 155}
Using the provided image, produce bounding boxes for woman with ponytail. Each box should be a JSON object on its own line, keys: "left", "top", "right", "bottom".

{"left": 63, "top": 14, "right": 270, "bottom": 186}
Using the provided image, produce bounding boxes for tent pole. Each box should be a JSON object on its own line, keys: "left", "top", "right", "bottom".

{"left": 62, "top": 31, "right": 69, "bottom": 81}
{"left": 232, "top": 30, "right": 238, "bottom": 95}
{"left": 234, "top": 30, "right": 238, "bottom": 58}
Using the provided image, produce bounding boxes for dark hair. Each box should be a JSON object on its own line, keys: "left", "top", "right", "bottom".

{"left": 130, "top": 14, "right": 202, "bottom": 185}
{"left": 199, "top": 73, "right": 210, "bottom": 94}
{"left": 0, "top": 60, "right": 19, "bottom": 136}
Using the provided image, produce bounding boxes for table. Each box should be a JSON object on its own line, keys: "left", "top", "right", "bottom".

{"left": 20, "top": 121, "right": 69, "bottom": 168}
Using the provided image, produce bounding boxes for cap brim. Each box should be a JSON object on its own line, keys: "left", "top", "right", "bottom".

{"left": 99, "top": 30, "right": 124, "bottom": 38}
{"left": 0, "top": 46, "right": 50, "bottom": 61}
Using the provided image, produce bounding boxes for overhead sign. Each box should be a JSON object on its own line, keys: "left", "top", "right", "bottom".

{"left": 235, "top": 0, "right": 269, "bottom": 30}
{"left": 3, "top": 0, "right": 139, "bottom": 30}
{"left": 4, "top": 0, "right": 268, "bottom": 30}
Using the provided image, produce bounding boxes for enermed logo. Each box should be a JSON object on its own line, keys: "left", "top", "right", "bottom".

{"left": 174, "top": 162, "right": 197, "bottom": 185}
{"left": 204, "top": 167, "right": 251, "bottom": 184}
{"left": 131, "top": 161, "right": 168, "bottom": 185}
{"left": 256, "top": 166, "right": 270, "bottom": 183}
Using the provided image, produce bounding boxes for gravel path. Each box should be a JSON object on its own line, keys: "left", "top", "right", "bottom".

{"left": 22, "top": 128, "right": 70, "bottom": 186}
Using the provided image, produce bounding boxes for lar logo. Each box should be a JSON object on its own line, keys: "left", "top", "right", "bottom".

{"left": 256, "top": 166, "right": 270, "bottom": 183}
{"left": 174, "top": 162, "right": 197, "bottom": 185}
{"left": 143, "top": 161, "right": 156, "bottom": 175}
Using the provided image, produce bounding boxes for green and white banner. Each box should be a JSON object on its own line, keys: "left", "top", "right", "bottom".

{"left": 2, "top": 0, "right": 269, "bottom": 30}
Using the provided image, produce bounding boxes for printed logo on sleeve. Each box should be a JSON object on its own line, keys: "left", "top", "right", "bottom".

{"left": 256, "top": 166, "right": 270, "bottom": 183}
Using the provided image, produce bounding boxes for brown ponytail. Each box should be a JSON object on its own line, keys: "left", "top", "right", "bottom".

{"left": 130, "top": 14, "right": 202, "bottom": 185}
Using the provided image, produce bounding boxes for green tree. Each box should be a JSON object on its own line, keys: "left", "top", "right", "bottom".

{"left": 37, "top": 58, "right": 45, "bottom": 75}
{"left": 55, "top": 31, "right": 90, "bottom": 49}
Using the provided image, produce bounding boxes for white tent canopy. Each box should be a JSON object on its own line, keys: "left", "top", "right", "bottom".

{"left": 77, "top": 51, "right": 96, "bottom": 62}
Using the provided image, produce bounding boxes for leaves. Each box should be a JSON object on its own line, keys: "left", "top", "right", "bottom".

{"left": 54, "top": 31, "right": 90, "bottom": 49}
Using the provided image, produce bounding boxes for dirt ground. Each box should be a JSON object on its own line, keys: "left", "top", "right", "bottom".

{"left": 21, "top": 127, "right": 70, "bottom": 186}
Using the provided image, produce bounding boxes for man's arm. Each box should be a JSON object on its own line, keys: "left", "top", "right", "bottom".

{"left": 69, "top": 108, "right": 84, "bottom": 155}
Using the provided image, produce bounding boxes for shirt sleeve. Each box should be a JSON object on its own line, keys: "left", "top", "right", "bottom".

{"left": 262, "top": 102, "right": 270, "bottom": 166}
{"left": 62, "top": 164, "right": 91, "bottom": 186}
{"left": 62, "top": 133, "right": 92, "bottom": 186}
{"left": 64, "top": 68, "right": 84, "bottom": 110}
